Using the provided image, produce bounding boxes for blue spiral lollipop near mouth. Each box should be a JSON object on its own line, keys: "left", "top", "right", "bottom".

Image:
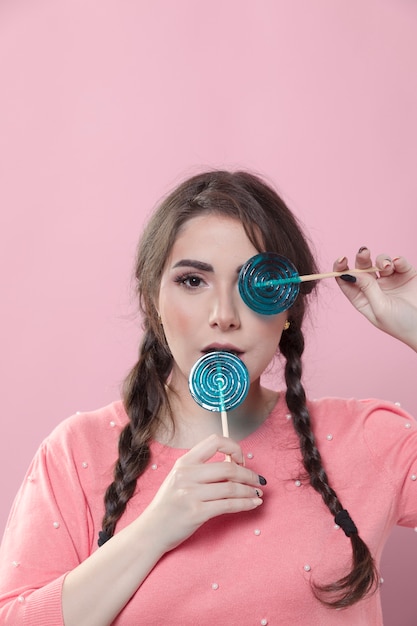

{"left": 239, "top": 252, "right": 300, "bottom": 315}
{"left": 189, "top": 351, "right": 250, "bottom": 412}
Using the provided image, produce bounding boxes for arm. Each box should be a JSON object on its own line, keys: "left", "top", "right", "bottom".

{"left": 1, "top": 433, "right": 263, "bottom": 626}
{"left": 334, "top": 247, "right": 417, "bottom": 352}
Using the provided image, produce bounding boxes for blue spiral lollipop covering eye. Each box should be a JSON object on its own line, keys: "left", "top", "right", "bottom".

{"left": 239, "top": 252, "right": 300, "bottom": 315}
{"left": 189, "top": 351, "right": 250, "bottom": 412}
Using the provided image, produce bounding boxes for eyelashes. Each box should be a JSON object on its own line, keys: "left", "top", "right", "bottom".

{"left": 173, "top": 272, "right": 206, "bottom": 290}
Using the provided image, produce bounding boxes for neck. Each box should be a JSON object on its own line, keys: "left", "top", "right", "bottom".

{"left": 156, "top": 377, "right": 279, "bottom": 448}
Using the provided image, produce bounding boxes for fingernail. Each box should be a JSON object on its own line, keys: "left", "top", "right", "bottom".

{"left": 340, "top": 274, "right": 357, "bottom": 283}
{"left": 258, "top": 475, "right": 267, "bottom": 485}
{"left": 382, "top": 258, "right": 392, "bottom": 269}
{"left": 358, "top": 247, "right": 368, "bottom": 254}
{"left": 336, "top": 256, "right": 347, "bottom": 264}
{"left": 255, "top": 488, "right": 263, "bottom": 498}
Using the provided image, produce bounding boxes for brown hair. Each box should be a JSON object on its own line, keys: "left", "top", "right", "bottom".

{"left": 100, "top": 170, "right": 378, "bottom": 607}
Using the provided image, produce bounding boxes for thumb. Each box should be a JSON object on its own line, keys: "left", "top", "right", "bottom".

{"left": 347, "top": 272, "right": 387, "bottom": 324}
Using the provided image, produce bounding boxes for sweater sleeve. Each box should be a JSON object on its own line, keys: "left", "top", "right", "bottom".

{"left": 0, "top": 427, "right": 95, "bottom": 625}
{"left": 361, "top": 399, "right": 417, "bottom": 527}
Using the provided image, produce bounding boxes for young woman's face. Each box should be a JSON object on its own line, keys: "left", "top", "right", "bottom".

{"left": 157, "top": 214, "right": 288, "bottom": 391}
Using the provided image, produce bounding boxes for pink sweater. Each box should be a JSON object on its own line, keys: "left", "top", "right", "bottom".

{"left": 1, "top": 395, "right": 417, "bottom": 625}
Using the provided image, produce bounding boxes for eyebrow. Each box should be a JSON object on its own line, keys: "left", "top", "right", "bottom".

{"left": 172, "top": 259, "right": 214, "bottom": 272}
{"left": 172, "top": 259, "right": 243, "bottom": 274}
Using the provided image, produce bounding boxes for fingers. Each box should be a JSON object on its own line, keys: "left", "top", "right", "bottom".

{"left": 148, "top": 434, "right": 265, "bottom": 551}
{"left": 334, "top": 247, "right": 411, "bottom": 279}
{"left": 333, "top": 248, "right": 414, "bottom": 319}
{"left": 175, "top": 434, "right": 264, "bottom": 489}
{"left": 333, "top": 248, "right": 387, "bottom": 314}
{"left": 187, "top": 461, "right": 264, "bottom": 519}
{"left": 172, "top": 434, "right": 266, "bottom": 515}
{"left": 355, "top": 246, "right": 373, "bottom": 270}
{"left": 374, "top": 254, "right": 416, "bottom": 282}
{"left": 390, "top": 255, "right": 412, "bottom": 274}
{"left": 196, "top": 480, "right": 263, "bottom": 503}
{"left": 177, "top": 433, "right": 245, "bottom": 467}
{"left": 200, "top": 492, "right": 263, "bottom": 518}
{"left": 352, "top": 247, "right": 393, "bottom": 277}
{"left": 332, "top": 248, "right": 417, "bottom": 350}
{"left": 173, "top": 457, "right": 263, "bottom": 491}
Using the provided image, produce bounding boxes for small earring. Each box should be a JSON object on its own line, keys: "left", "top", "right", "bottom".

{"left": 283, "top": 320, "right": 290, "bottom": 331}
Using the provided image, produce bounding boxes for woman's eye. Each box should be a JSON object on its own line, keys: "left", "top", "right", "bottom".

{"left": 174, "top": 274, "right": 204, "bottom": 289}
{"left": 186, "top": 276, "right": 202, "bottom": 288}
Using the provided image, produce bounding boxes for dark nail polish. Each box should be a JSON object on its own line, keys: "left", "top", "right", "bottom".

{"left": 340, "top": 274, "right": 357, "bottom": 283}
{"left": 358, "top": 247, "right": 368, "bottom": 254}
{"left": 258, "top": 475, "right": 267, "bottom": 485}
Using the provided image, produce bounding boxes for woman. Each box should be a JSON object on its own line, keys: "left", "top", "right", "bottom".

{"left": 1, "top": 170, "right": 416, "bottom": 625}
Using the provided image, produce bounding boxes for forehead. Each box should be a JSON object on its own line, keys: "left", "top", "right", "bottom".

{"left": 170, "top": 214, "right": 258, "bottom": 260}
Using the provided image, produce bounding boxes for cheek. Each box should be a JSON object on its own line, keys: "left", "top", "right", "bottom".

{"left": 251, "top": 320, "right": 284, "bottom": 361}
{"left": 159, "top": 286, "right": 191, "bottom": 334}
{"left": 254, "top": 334, "right": 279, "bottom": 363}
{"left": 243, "top": 318, "right": 283, "bottom": 371}
{"left": 166, "top": 312, "right": 191, "bottom": 336}
{"left": 162, "top": 301, "right": 197, "bottom": 340}
{"left": 250, "top": 313, "right": 286, "bottom": 342}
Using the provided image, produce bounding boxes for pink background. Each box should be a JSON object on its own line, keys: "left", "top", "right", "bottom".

{"left": 1, "top": 1, "right": 416, "bottom": 622}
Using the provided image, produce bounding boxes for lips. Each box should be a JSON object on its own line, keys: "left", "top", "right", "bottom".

{"left": 202, "top": 344, "right": 243, "bottom": 357}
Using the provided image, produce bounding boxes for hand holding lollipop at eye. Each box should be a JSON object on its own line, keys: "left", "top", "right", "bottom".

{"left": 236, "top": 250, "right": 417, "bottom": 352}
{"left": 237, "top": 252, "right": 381, "bottom": 315}
{"left": 333, "top": 248, "right": 417, "bottom": 352}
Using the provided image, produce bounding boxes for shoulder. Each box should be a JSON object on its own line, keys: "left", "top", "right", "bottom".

{"left": 307, "top": 397, "right": 417, "bottom": 527}
{"left": 307, "top": 395, "right": 414, "bottom": 432}
{"left": 48, "top": 400, "right": 128, "bottom": 437}
{"left": 39, "top": 400, "right": 128, "bottom": 465}
{"left": 307, "top": 395, "right": 417, "bottom": 479}
{"left": 307, "top": 395, "right": 416, "bottom": 453}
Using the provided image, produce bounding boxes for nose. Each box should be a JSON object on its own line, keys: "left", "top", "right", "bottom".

{"left": 208, "top": 286, "right": 241, "bottom": 331}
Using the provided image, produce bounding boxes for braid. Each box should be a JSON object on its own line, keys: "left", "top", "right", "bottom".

{"left": 279, "top": 324, "right": 379, "bottom": 608}
{"left": 95, "top": 169, "right": 379, "bottom": 608}
{"left": 99, "top": 327, "right": 172, "bottom": 544}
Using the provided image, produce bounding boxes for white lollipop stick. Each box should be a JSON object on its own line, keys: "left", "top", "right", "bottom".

{"left": 217, "top": 365, "right": 232, "bottom": 462}
{"left": 298, "top": 266, "right": 379, "bottom": 283}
